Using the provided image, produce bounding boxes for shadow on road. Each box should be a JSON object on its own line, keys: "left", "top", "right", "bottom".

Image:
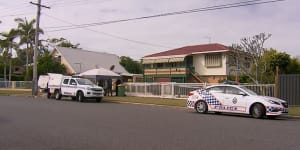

{"left": 187, "top": 111, "right": 294, "bottom": 121}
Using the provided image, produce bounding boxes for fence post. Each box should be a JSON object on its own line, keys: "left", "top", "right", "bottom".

{"left": 12, "top": 81, "right": 16, "bottom": 89}
{"left": 274, "top": 66, "right": 279, "bottom": 98}
{"left": 171, "top": 82, "right": 174, "bottom": 98}
{"left": 161, "top": 83, "right": 164, "bottom": 97}
{"left": 144, "top": 82, "right": 147, "bottom": 96}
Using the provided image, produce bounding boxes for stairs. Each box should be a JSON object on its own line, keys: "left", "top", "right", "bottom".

{"left": 189, "top": 70, "right": 206, "bottom": 83}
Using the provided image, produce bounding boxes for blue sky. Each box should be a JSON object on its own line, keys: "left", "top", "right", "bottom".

{"left": 0, "top": 0, "right": 299, "bottom": 59}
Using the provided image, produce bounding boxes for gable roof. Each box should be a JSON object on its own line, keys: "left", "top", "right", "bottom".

{"left": 53, "top": 46, "right": 128, "bottom": 74}
{"left": 143, "top": 43, "right": 229, "bottom": 58}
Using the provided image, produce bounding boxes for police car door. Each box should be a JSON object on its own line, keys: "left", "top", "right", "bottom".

{"left": 206, "top": 86, "right": 226, "bottom": 111}
{"left": 223, "top": 86, "right": 247, "bottom": 113}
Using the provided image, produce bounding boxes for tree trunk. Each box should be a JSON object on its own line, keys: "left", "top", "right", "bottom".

{"left": 4, "top": 62, "right": 6, "bottom": 79}
{"left": 9, "top": 48, "right": 12, "bottom": 85}
{"left": 26, "top": 43, "right": 29, "bottom": 71}
{"left": 26, "top": 43, "right": 29, "bottom": 81}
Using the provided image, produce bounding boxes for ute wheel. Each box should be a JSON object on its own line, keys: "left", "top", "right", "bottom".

{"left": 54, "top": 90, "right": 61, "bottom": 100}
{"left": 195, "top": 100, "right": 208, "bottom": 114}
{"left": 96, "top": 97, "right": 102, "bottom": 103}
{"left": 251, "top": 104, "right": 266, "bottom": 119}
{"left": 47, "top": 92, "right": 51, "bottom": 99}
{"left": 77, "top": 91, "right": 85, "bottom": 102}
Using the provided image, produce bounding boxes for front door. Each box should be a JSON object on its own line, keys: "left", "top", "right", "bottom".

{"left": 222, "top": 86, "right": 247, "bottom": 113}
{"left": 67, "top": 79, "right": 77, "bottom": 96}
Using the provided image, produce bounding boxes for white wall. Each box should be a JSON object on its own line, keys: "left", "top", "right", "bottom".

{"left": 193, "top": 53, "right": 227, "bottom": 75}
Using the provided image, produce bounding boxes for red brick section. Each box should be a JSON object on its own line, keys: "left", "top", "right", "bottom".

{"left": 144, "top": 43, "right": 229, "bottom": 58}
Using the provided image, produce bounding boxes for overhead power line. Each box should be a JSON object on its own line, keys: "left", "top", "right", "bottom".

{"left": 44, "top": 0, "right": 107, "bottom": 8}
{"left": 45, "top": 0, "right": 285, "bottom": 32}
{"left": 43, "top": 13, "right": 172, "bottom": 49}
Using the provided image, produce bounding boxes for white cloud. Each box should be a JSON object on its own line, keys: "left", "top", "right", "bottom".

{"left": 1, "top": 0, "right": 299, "bottom": 59}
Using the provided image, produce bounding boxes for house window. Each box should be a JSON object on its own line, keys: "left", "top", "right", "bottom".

{"left": 156, "top": 63, "right": 163, "bottom": 68}
{"left": 205, "top": 54, "right": 222, "bottom": 67}
{"left": 53, "top": 55, "right": 61, "bottom": 63}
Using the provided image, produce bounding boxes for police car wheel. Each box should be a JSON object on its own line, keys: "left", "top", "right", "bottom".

{"left": 77, "top": 91, "right": 85, "bottom": 102}
{"left": 47, "top": 92, "right": 51, "bottom": 99}
{"left": 195, "top": 101, "right": 208, "bottom": 114}
{"left": 251, "top": 104, "right": 266, "bottom": 119}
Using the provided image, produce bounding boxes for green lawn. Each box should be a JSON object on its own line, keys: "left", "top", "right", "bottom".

{"left": 288, "top": 107, "right": 300, "bottom": 116}
{"left": 104, "top": 96, "right": 186, "bottom": 107}
{"left": 0, "top": 89, "right": 32, "bottom": 95}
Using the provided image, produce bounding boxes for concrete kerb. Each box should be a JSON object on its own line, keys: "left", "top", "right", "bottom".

{"left": 107, "top": 100, "right": 187, "bottom": 110}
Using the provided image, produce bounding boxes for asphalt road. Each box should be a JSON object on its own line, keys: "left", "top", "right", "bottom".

{"left": 0, "top": 96, "right": 299, "bottom": 150}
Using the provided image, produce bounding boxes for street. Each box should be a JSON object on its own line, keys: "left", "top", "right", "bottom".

{"left": 0, "top": 96, "right": 299, "bottom": 150}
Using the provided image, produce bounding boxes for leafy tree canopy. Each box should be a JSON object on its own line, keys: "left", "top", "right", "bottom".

{"left": 119, "top": 56, "right": 143, "bottom": 74}
{"left": 38, "top": 52, "right": 65, "bottom": 76}
{"left": 47, "top": 37, "right": 80, "bottom": 48}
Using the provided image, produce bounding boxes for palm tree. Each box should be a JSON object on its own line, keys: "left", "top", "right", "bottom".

{"left": 0, "top": 41, "right": 8, "bottom": 82}
{"left": 15, "top": 18, "right": 43, "bottom": 75}
{"left": 0, "top": 29, "right": 18, "bottom": 83}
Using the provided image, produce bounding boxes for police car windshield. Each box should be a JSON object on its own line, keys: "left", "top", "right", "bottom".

{"left": 239, "top": 86, "right": 258, "bottom": 96}
{"left": 77, "top": 79, "right": 94, "bottom": 85}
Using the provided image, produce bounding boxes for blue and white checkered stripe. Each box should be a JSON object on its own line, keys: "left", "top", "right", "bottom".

{"left": 187, "top": 100, "right": 195, "bottom": 107}
{"left": 197, "top": 90, "right": 222, "bottom": 105}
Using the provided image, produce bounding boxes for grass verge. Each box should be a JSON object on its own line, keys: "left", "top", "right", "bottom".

{"left": 0, "top": 89, "right": 31, "bottom": 95}
{"left": 288, "top": 107, "right": 300, "bottom": 117}
{"left": 104, "top": 96, "right": 186, "bottom": 107}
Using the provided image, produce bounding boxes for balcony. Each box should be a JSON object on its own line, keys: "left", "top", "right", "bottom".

{"left": 144, "top": 67, "right": 189, "bottom": 77}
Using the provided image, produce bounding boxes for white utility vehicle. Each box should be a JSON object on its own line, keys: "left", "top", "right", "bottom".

{"left": 39, "top": 73, "right": 104, "bottom": 102}
{"left": 187, "top": 84, "right": 288, "bottom": 119}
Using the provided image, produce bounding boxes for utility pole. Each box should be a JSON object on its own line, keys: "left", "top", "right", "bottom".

{"left": 30, "top": 0, "right": 50, "bottom": 96}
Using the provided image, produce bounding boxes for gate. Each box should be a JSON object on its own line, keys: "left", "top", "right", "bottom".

{"left": 279, "top": 74, "right": 300, "bottom": 106}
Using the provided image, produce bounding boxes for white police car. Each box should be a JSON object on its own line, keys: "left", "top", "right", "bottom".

{"left": 187, "top": 84, "right": 288, "bottom": 119}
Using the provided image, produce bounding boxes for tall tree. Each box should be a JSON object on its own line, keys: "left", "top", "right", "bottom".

{"left": 286, "top": 58, "right": 300, "bottom": 74}
{"left": 232, "top": 33, "right": 271, "bottom": 84}
{"left": 47, "top": 37, "right": 80, "bottom": 48}
{"left": 0, "top": 29, "right": 18, "bottom": 82}
{"left": 37, "top": 52, "right": 65, "bottom": 76}
{"left": 257, "top": 49, "right": 289, "bottom": 83}
{"left": 119, "top": 56, "right": 143, "bottom": 74}
{"left": 15, "top": 18, "right": 43, "bottom": 76}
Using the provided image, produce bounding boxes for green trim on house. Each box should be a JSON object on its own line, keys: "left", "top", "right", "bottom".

{"left": 143, "top": 56, "right": 195, "bottom": 83}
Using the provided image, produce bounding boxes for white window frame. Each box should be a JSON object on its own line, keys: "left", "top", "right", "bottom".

{"left": 205, "top": 54, "right": 222, "bottom": 67}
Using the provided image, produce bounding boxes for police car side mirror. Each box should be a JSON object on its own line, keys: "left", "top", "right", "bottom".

{"left": 238, "top": 91, "right": 247, "bottom": 96}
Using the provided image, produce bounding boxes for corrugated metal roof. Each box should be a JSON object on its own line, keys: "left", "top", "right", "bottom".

{"left": 143, "top": 43, "right": 229, "bottom": 58}
{"left": 54, "top": 47, "right": 129, "bottom": 74}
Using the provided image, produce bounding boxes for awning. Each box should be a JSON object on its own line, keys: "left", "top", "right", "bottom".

{"left": 142, "top": 59, "right": 156, "bottom": 64}
{"left": 142, "top": 57, "right": 185, "bottom": 64}
{"left": 169, "top": 57, "right": 185, "bottom": 62}
{"left": 155, "top": 58, "right": 169, "bottom": 63}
